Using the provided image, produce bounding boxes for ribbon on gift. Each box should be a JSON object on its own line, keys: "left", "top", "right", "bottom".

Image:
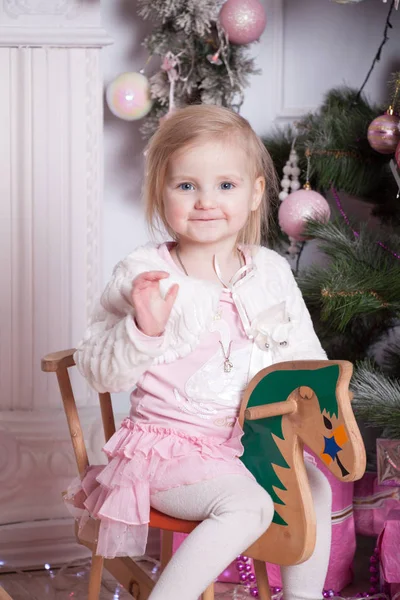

{"left": 353, "top": 472, "right": 400, "bottom": 537}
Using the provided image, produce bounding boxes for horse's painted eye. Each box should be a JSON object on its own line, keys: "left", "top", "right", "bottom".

{"left": 323, "top": 416, "right": 333, "bottom": 430}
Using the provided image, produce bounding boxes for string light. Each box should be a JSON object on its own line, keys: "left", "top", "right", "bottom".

{"left": 355, "top": 0, "right": 396, "bottom": 102}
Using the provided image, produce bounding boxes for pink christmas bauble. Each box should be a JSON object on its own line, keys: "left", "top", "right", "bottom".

{"left": 278, "top": 189, "right": 331, "bottom": 241}
{"left": 396, "top": 140, "right": 400, "bottom": 170}
{"left": 367, "top": 113, "right": 400, "bottom": 155}
{"left": 106, "top": 72, "right": 153, "bottom": 121}
{"left": 219, "top": 0, "right": 267, "bottom": 45}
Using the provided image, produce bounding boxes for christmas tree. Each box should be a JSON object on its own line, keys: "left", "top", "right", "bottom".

{"left": 263, "top": 72, "right": 400, "bottom": 448}
{"left": 137, "top": 0, "right": 266, "bottom": 137}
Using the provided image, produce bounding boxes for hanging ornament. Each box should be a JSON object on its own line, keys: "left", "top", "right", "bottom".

{"left": 396, "top": 140, "right": 400, "bottom": 169}
{"left": 279, "top": 140, "right": 301, "bottom": 202}
{"left": 207, "top": 47, "right": 223, "bottom": 65}
{"left": 159, "top": 51, "right": 182, "bottom": 124}
{"left": 278, "top": 151, "right": 331, "bottom": 242}
{"left": 218, "top": 0, "right": 267, "bottom": 45}
{"left": 279, "top": 140, "right": 303, "bottom": 256}
{"left": 106, "top": 72, "right": 153, "bottom": 121}
{"left": 367, "top": 108, "right": 400, "bottom": 155}
{"left": 279, "top": 187, "right": 331, "bottom": 241}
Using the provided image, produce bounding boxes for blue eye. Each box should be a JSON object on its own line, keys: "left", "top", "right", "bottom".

{"left": 220, "top": 182, "right": 234, "bottom": 190}
{"left": 178, "top": 183, "right": 195, "bottom": 191}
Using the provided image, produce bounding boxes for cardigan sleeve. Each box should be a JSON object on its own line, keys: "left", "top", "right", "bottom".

{"left": 74, "top": 259, "right": 168, "bottom": 393}
{"left": 281, "top": 257, "right": 328, "bottom": 361}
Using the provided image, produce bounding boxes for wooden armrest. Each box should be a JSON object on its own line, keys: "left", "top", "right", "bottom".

{"left": 41, "top": 349, "right": 76, "bottom": 372}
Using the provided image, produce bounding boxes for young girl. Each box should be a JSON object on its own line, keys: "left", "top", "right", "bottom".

{"left": 74, "top": 105, "right": 332, "bottom": 600}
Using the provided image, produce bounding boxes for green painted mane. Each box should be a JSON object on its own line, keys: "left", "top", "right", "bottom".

{"left": 240, "top": 365, "right": 340, "bottom": 525}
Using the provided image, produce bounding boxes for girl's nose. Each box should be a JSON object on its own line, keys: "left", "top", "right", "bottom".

{"left": 195, "top": 191, "right": 217, "bottom": 209}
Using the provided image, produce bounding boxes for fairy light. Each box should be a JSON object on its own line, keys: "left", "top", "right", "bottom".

{"left": 113, "top": 586, "right": 120, "bottom": 599}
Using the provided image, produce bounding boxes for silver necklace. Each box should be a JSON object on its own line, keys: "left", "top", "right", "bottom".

{"left": 175, "top": 245, "right": 243, "bottom": 277}
{"left": 219, "top": 340, "right": 233, "bottom": 373}
{"left": 174, "top": 244, "right": 241, "bottom": 374}
{"left": 175, "top": 245, "right": 189, "bottom": 276}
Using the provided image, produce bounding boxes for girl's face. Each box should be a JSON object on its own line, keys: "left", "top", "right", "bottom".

{"left": 163, "top": 137, "right": 264, "bottom": 247}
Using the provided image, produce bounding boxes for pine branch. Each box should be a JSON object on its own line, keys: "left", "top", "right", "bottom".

{"left": 351, "top": 361, "right": 400, "bottom": 439}
{"left": 298, "top": 219, "right": 400, "bottom": 331}
{"left": 138, "top": 0, "right": 261, "bottom": 137}
{"left": 138, "top": 0, "right": 220, "bottom": 33}
{"left": 388, "top": 71, "right": 400, "bottom": 111}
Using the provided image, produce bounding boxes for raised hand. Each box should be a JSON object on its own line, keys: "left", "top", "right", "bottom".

{"left": 131, "top": 271, "right": 179, "bottom": 337}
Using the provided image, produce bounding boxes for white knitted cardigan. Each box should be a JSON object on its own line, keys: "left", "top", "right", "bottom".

{"left": 74, "top": 243, "right": 327, "bottom": 393}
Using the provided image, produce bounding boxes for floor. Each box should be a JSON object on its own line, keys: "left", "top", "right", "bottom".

{"left": 0, "top": 560, "right": 251, "bottom": 600}
{"left": 0, "top": 536, "right": 383, "bottom": 600}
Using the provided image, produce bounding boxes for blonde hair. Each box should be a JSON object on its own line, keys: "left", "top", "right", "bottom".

{"left": 143, "top": 105, "right": 278, "bottom": 246}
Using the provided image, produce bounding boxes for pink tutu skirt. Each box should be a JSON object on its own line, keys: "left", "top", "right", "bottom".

{"left": 65, "top": 417, "right": 253, "bottom": 558}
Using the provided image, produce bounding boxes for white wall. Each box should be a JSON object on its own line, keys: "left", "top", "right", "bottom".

{"left": 101, "top": 0, "right": 400, "bottom": 281}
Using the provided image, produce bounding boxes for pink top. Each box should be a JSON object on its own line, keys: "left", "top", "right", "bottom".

{"left": 129, "top": 242, "right": 253, "bottom": 439}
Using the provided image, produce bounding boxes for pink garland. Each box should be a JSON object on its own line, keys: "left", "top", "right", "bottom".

{"left": 235, "top": 545, "right": 385, "bottom": 598}
{"left": 331, "top": 187, "right": 400, "bottom": 260}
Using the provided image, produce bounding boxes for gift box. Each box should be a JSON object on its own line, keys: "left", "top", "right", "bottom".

{"left": 378, "top": 509, "right": 400, "bottom": 599}
{"left": 165, "top": 455, "right": 356, "bottom": 592}
{"left": 353, "top": 471, "right": 400, "bottom": 537}
{"left": 377, "top": 439, "right": 400, "bottom": 488}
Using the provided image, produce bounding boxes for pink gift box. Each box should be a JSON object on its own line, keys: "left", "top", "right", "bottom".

{"left": 379, "top": 509, "right": 400, "bottom": 598}
{"left": 165, "top": 455, "right": 356, "bottom": 592}
{"left": 354, "top": 472, "right": 400, "bottom": 537}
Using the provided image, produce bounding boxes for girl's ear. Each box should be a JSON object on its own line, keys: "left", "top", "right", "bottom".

{"left": 251, "top": 176, "right": 265, "bottom": 211}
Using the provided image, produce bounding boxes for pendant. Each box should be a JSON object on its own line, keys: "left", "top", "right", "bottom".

{"left": 224, "top": 359, "right": 233, "bottom": 373}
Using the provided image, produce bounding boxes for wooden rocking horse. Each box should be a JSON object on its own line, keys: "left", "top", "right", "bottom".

{"left": 41, "top": 351, "right": 366, "bottom": 600}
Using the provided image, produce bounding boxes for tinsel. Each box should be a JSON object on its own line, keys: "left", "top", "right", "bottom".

{"left": 137, "top": 0, "right": 260, "bottom": 137}
{"left": 321, "top": 287, "right": 389, "bottom": 308}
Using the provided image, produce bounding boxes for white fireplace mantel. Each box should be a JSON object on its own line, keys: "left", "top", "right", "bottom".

{"left": 0, "top": 0, "right": 111, "bottom": 569}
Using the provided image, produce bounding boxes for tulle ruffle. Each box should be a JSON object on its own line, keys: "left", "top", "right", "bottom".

{"left": 65, "top": 418, "right": 252, "bottom": 558}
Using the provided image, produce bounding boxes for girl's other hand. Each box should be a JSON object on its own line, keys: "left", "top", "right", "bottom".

{"left": 131, "top": 271, "right": 179, "bottom": 337}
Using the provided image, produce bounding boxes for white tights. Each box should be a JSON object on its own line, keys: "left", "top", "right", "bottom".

{"left": 148, "top": 462, "right": 332, "bottom": 600}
